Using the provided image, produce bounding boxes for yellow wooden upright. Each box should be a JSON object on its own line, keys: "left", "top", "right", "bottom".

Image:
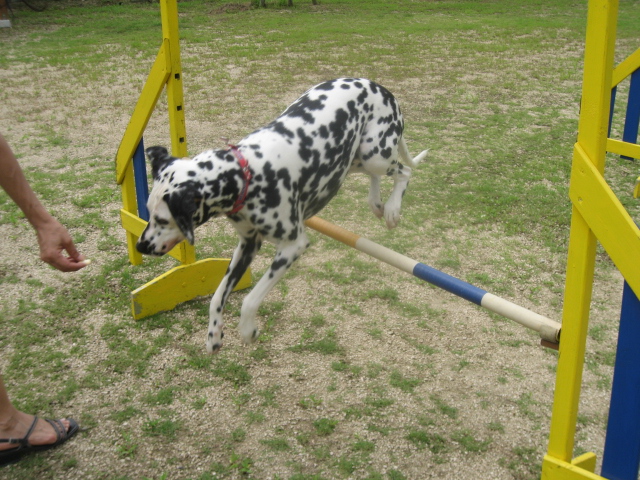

{"left": 541, "top": 0, "right": 640, "bottom": 478}
{"left": 115, "top": 0, "right": 250, "bottom": 320}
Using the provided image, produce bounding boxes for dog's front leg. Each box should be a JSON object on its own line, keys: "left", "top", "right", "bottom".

{"left": 368, "top": 174, "right": 384, "bottom": 219}
{"left": 237, "top": 233, "right": 309, "bottom": 345}
{"left": 206, "top": 235, "right": 261, "bottom": 353}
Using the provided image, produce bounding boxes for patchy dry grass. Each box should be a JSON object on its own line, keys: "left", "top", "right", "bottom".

{"left": 1, "top": 0, "right": 639, "bottom": 479}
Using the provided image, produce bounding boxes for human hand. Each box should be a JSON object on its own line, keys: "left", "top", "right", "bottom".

{"left": 35, "top": 218, "right": 89, "bottom": 272}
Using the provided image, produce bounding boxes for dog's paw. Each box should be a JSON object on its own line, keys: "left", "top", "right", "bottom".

{"left": 383, "top": 198, "right": 402, "bottom": 229}
{"left": 206, "top": 330, "right": 224, "bottom": 354}
{"left": 370, "top": 203, "right": 384, "bottom": 219}
{"left": 384, "top": 209, "right": 401, "bottom": 229}
{"left": 240, "top": 326, "right": 260, "bottom": 345}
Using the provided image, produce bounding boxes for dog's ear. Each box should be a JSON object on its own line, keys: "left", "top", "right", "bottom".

{"left": 165, "top": 190, "right": 202, "bottom": 245}
{"left": 146, "top": 146, "right": 177, "bottom": 180}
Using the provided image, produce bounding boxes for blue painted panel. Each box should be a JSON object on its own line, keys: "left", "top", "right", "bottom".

{"left": 601, "top": 281, "right": 640, "bottom": 480}
{"left": 133, "top": 138, "right": 150, "bottom": 221}
{"left": 621, "top": 69, "right": 640, "bottom": 160}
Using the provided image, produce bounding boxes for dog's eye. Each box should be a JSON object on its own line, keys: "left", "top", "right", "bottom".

{"left": 155, "top": 216, "right": 170, "bottom": 226}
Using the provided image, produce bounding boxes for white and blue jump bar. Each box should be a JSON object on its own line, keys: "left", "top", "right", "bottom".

{"left": 305, "top": 216, "right": 561, "bottom": 347}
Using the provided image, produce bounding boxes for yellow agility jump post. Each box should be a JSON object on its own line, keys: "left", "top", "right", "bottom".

{"left": 541, "top": 0, "right": 640, "bottom": 478}
{"left": 115, "top": 0, "right": 250, "bottom": 320}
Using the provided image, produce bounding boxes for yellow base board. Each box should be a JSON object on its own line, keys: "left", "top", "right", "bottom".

{"left": 131, "top": 258, "right": 251, "bottom": 319}
{"left": 542, "top": 453, "right": 602, "bottom": 480}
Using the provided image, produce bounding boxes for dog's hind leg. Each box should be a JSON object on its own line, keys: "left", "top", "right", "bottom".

{"left": 237, "top": 232, "right": 309, "bottom": 345}
{"left": 206, "top": 235, "right": 261, "bottom": 353}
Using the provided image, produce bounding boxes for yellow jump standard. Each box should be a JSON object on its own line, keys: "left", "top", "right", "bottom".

{"left": 115, "top": 0, "right": 249, "bottom": 320}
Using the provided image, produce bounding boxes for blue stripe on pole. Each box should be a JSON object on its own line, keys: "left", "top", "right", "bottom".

{"left": 412, "top": 263, "right": 487, "bottom": 306}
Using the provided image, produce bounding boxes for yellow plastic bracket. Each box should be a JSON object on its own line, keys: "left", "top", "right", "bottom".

{"left": 131, "top": 258, "right": 251, "bottom": 320}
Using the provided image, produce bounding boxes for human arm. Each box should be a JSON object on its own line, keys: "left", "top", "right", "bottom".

{"left": 0, "top": 133, "right": 87, "bottom": 272}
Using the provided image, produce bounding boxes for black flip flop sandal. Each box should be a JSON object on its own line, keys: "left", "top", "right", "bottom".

{"left": 0, "top": 416, "right": 79, "bottom": 467}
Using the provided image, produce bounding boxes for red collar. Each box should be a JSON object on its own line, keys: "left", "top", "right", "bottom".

{"left": 227, "top": 144, "right": 252, "bottom": 215}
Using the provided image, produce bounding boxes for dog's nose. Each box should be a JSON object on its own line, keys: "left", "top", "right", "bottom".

{"left": 136, "top": 240, "right": 151, "bottom": 254}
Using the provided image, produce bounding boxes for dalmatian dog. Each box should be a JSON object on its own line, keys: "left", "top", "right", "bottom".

{"left": 136, "top": 78, "right": 428, "bottom": 353}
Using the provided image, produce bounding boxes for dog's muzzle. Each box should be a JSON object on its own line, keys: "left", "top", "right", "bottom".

{"left": 136, "top": 239, "right": 162, "bottom": 256}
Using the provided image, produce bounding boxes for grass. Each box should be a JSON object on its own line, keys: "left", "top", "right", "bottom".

{"left": 1, "top": 0, "right": 638, "bottom": 478}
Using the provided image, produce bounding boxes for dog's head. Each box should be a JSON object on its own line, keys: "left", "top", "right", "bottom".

{"left": 136, "top": 146, "right": 203, "bottom": 256}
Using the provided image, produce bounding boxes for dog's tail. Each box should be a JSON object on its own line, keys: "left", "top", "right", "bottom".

{"left": 398, "top": 137, "right": 428, "bottom": 168}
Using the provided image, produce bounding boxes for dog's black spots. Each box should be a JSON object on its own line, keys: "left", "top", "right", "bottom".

{"left": 271, "top": 257, "right": 288, "bottom": 273}
{"left": 288, "top": 228, "right": 300, "bottom": 242}
{"left": 318, "top": 125, "right": 330, "bottom": 139}
{"left": 188, "top": 170, "right": 197, "bottom": 177}
{"left": 247, "top": 144, "right": 265, "bottom": 159}
{"left": 365, "top": 146, "right": 380, "bottom": 160}
{"left": 273, "top": 221, "right": 286, "bottom": 239}
{"left": 347, "top": 100, "right": 360, "bottom": 123}
{"left": 208, "top": 331, "right": 214, "bottom": 338}
{"left": 270, "top": 121, "right": 295, "bottom": 139}
{"left": 315, "top": 79, "right": 336, "bottom": 91}
{"left": 277, "top": 168, "right": 292, "bottom": 191}
{"left": 252, "top": 329, "right": 258, "bottom": 339}
{"left": 221, "top": 331, "right": 224, "bottom": 339}
{"left": 155, "top": 216, "right": 169, "bottom": 226}
{"left": 357, "top": 89, "right": 369, "bottom": 105}
{"left": 259, "top": 163, "right": 283, "bottom": 209}
{"left": 381, "top": 147, "right": 393, "bottom": 159}
{"left": 341, "top": 84, "right": 351, "bottom": 90}
{"left": 297, "top": 127, "right": 313, "bottom": 145}
{"left": 377, "top": 83, "right": 395, "bottom": 107}
{"left": 326, "top": 170, "right": 346, "bottom": 197}
{"left": 297, "top": 127, "right": 316, "bottom": 162}
{"left": 329, "top": 108, "right": 349, "bottom": 144}
{"left": 198, "top": 161, "right": 214, "bottom": 171}
{"left": 377, "top": 114, "right": 394, "bottom": 126}
{"left": 283, "top": 94, "right": 328, "bottom": 124}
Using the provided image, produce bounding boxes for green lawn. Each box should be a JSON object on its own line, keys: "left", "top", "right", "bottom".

{"left": 0, "top": 1, "right": 638, "bottom": 479}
